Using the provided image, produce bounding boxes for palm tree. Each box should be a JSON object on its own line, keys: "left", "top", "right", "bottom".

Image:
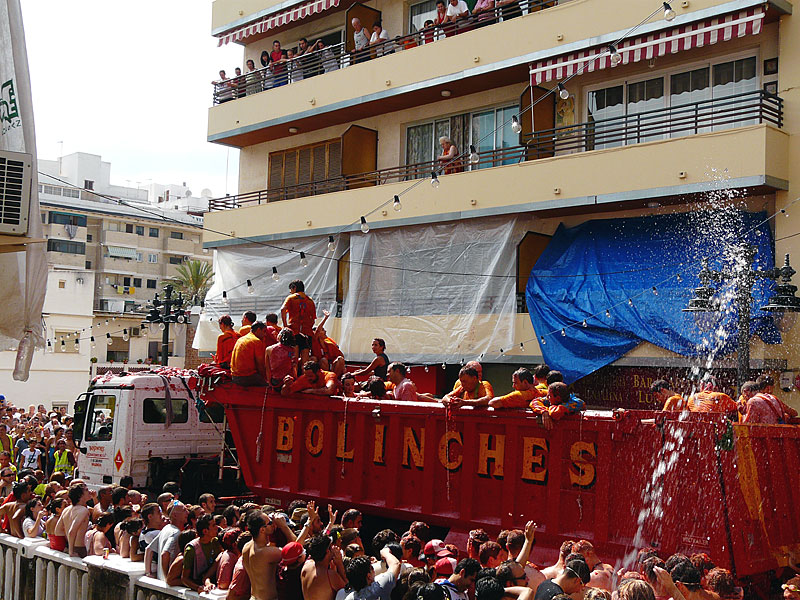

{"left": 164, "top": 260, "right": 213, "bottom": 302}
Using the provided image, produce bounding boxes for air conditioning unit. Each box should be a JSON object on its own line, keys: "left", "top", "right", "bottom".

{"left": 0, "top": 149, "right": 32, "bottom": 235}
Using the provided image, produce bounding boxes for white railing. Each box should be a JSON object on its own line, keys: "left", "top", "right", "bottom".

{"left": 33, "top": 546, "right": 88, "bottom": 600}
{"left": 134, "top": 576, "right": 226, "bottom": 600}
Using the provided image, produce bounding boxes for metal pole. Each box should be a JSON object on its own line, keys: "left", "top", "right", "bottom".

{"left": 161, "top": 285, "right": 173, "bottom": 367}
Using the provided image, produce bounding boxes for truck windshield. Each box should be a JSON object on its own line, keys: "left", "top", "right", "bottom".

{"left": 86, "top": 395, "right": 116, "bottom": 442}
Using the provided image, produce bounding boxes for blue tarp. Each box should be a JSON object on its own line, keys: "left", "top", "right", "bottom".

{"left": 525, "top": 210, "right": 781, "bottom": 383}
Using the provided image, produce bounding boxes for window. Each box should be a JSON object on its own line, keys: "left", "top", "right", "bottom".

{"left": 133, "top": 278, "right": 142, "bottom": 287}
{"left": 87, "top": 234, "right": 93, "bottom": 242}
{"left": 125, "top": 224, "right": 134, "bottom": 233}
{"left": 268, "top": 139, "right": 342, "bottom": 191}
{"left": 49, "top": 212, "right": 87, "bottom": 227}
{"left": 62, "top": 188, "right": 80, "bottom": 199}
{"left": 199, "top": 403, "right": 225, "bottom": 423}
{"left": 136, "top": 225, "right": 144, "bottom": 236}
{"left": 123, "top": 276, "right": 131, "bottom": 286}
{"left": 106, "top": 350, "right": 129, "bottom": 362}
{"left": 149, "top": 228, "right": 159, "bottom": 238}
{"left": 85, "top": 260, "right": 92, "bottom": 269}
{"left": 147, "top": 279, "right": 157, "bottom": 289}
{"left": 170, "top": 231, "right": 184, "bottom": 240}
{"left": 107, "top": 222, "right": 119, "bottom": 232}
{"left": 83, "top": 179, "right": 94, "bottom": 190}
{"left": 47, "top": 239, "right": 86, "bottom": 254}
{"left": 587, "top": 85, "right": 624, "bottom": 150}
{"left": 135, "top": 252, "right": 143, "bottom": 262}
{"left": 169, "top": 256, "right": 183, "bottom": 265}
{"left": 142, "top": 397, "right": 189, "bottom": 424}
{"left": 148, "top": 254, "right": 158, "bottom": 263}
{"left": 40, "top": 213, "right": 46, "bottom": 223}
{"left": 409, "top": 0, "right": 438, "bottom": 34}
{"left": 58, "top": 280, "right": 66, "bottom": 289}
{"left": 85, "top": 394, "right": 115, "bottom": 442}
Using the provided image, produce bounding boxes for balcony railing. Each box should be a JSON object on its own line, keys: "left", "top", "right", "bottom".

{"left": 208, "top": 90, "right": 783, "bottom": 211}
{"left": 212, "top": 0, "right": 556, "bottom": 104}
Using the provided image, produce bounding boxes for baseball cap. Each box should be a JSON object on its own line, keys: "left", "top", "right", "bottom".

{"left": 565, "top": 559, "right": 591, "bottom": 584}
{"left": 280, "top": 542, "right": 305, "bottom": 566}
{"left": 424, "top": 539, "right": 453, "bottom": 558}
{"left": 435, "top": 557, "right": 457, "bottom": 576}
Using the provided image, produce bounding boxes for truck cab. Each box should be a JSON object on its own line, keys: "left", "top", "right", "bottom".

{"left": 72, "top": 374, "right": 225, "bottom": 496}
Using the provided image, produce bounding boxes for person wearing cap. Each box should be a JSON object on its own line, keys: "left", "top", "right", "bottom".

{"left": 301, "top": 534, "right": 347, "bottom": 600}
{"left": 534, "top": 559, "right": 590, "bottom": 600}
{"left": 277, "top": 540, "right": 306, "bottom": 600}
{"left": 435, "top": 557, "right": 458, "bottom": 579}
{"left": 436, "top": 557, "right": 481, "bottom": 600}
{"left": 424, "top": 539, "right": 453, "bottom": 572}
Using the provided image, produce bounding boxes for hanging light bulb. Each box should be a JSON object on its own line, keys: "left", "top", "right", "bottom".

{"left": 105, "top": 319, "right": 109, "bottom": 325}
{"left": 424, "top": 366, "right": 429, "bottom": 372}
{"left": 360, "top": 216, "right": 370, "bottom": 234}
{"left": 272, "top": 266, "right": 280, "bottom": 281}
{"left": 177, "top": 314, "right": 186, "bottom": 324}
{"left": 608, "top": 45, "right": 621, "bottom": 66}
{"left": 628, "top": 298, "right": 634, "bottom": 307}
{"left": 247, "top": 279, "right": 255, "bottom": 294}
{"left": 60, "top": 340, "right": 66, "bottom": 352}
{"left": 327, "top": 235, "right": 336, "bottom": 253}
{"left": 441, "top": 362, "right": 446, "bottom": 370}
{"left": 519, "top": 342, "right": 524, "bottom": 350}
{"left": 540, "top": 336, "right": 546, "bottom": 345}
{"left": 141, "top": 323, "right": 148, "bottom": 333}
{"left": 652, "top": 286, "right": 658, "bottom": 296}
{"left": 122, "top": 329, "right": 129, "bottom": 342}
{"left": 676, "top": 274, "right": 683, "bottom": 283}
{"left": 561, "top": 328, "right": 566, "bottom": 337}
{"left": 47, "top": 340, "right": 52, "bottom": 351}
{"left": 73, "top": 339, "right": 80, "bottom": 351}
{"left": 557, "top": 83, "right": 570, "bottom": 100}
{"left": 499, "top": 348, "right": 504, "bottom": 354}
{"left": 90, "top": 336, "right": 96, "bottom": 349}
{"left": 469, "top": 145, "right": 480, "bottom": 165}
{"left": 222, "top": 290, "right": 227, "bottom": 300}
{"left": 582, "top": 319, "right": 588, "bottom": 328}
{"left": 112, "top": 317, "right": 116, "bottom": 321}
{"left": 605, "top": 309, "right": 611, "bottom": 319}
{"left": 392, "top": 195, "right": 402, "bottom": 212}
{"left": 663, "top": 2, "right": 676, "bottom": 21}
{"left": 65, "top": 333, "right": 70, "bottom": 339}
{"left": 159, "top": 322, "right": 166, "bottom": 331}
{"left": 511, "top": 115, "right": 522, "bottom": 134}
{"left": 299, "top": 252, "right": 309, "bottom": 267}
{"left": 430, "top": 172, "right": 440, "bottom": 188}
{"left": 106, "top": 332, "right": 113, "bottom": 345}
{"left": 781, "top": 208, "right": 789, "bottom": 218}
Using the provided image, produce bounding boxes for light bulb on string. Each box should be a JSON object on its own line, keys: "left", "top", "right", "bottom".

{"left": 105, "top": 319, "right": 109, "bottom": 325}
{"left": 469, "top": 145, "right": 480, "bottom": 165}
{"left": 122, "top": 329, "right": 129, "bottom": 342}
{"left": 582, "top": 319, "right": 588, "bottom": 328}
{"left": 272, "top": 267, "right": 280, "bottom": 281}
{"left": 112, "top": 317, "right": 116, "bottom": 321}
{"left": 247, "top": 279, "right": 255, "bottom": 294}
{"left": 605, "top": 309, "right": 611, "bottom": 319}
{"left": 561, "top": 328, "right": 566, "bottom": 337}
{"left": 608, "top": 45, "right": 621, "bottom": 66}
{"left": 90, "top": 336, "right": 96, "bottom": 349}
{"left": 360, "top": 216, "right": 370, "bottom": 234}
{"left": 663, "top": 2, "right": 676, "bottom": 21}
{"left": 499, "top": 348, "right": 504, "bottom": 354}
{"left": 327, "top": 235, "right": 336, "bottom": 253}
{"left": 557, "top": 83, "right": 570, "bottom": 100}
{"left": 424, "top": 366, "right": 429, "bottom": 373}
{"left": 60, "top": 340, "right": 66, "bottom": 352}
{"left": 540, "top": 336, "right": 546, "bottom": 345}
{"left": 676, "top": 273, "right": 683, "bottom": 283}
{"left": 46, "top": 340, "right": 52, "bottom": 351}
{"left": 392, "top": 195, "right": 402, "bottom": 212}
{"left": 300, "top": 252, "right": 309, "bottom": 267}
{"left": 441, "top": 363, "right": 446, "bottom": 370}
{"left": 628, "top": 298, "right": 634, "bottom": 307}
{"left": 781, "top": 208, "right": 789, "bottom": 217}
{"left": 106, "top": 333, "right": 113, "bottom": 345}
{"left": 222, "top": 290, "right": 227, "bottom": 300}
{"left": 519, "top": 342, "right": 524, "bottom": 350}
{"left": 73, "top": 339, "right": 79, "bottom": 351}
{"left": 430, "top": 172, "right": 440, "bottom": 188}
{"left": 65, "top": 333, "right": 70, "bottom": 339}
{"left": 511, "top": 115, "right": 522, "bottom": 134}
{"left": 652, "top": 286, "right": 658, "bottom": 296}
{"left": 159, "top": 322, "right": 166, "bottom": 331}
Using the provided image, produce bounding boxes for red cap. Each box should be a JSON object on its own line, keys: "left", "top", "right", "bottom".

{"left": 280, "top": 542, "right": 305, "bottom": 566}
{"left": 435, "top": 557, "right": 457, "bottom": 576}
{"left": 424, "top": 539, "right": 453, "bottom": 557}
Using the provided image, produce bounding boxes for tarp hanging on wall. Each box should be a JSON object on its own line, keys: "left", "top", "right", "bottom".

{"left": 526, "top": 210, "right": 780, "bottom": 384}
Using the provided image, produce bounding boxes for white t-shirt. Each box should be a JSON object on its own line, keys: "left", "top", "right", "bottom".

{"left": 353, "top": 28, "right": 369, "bottom": 50}
{"left": 23, "top": 516, "right": 43, "bottom": 538}
{"left": 147, "top": 524, "right": 180, "bottom": 580}
{"left": 369, "top": 29, "right": 390, "bottom": 56}
{"left": 20, "top": 447, "right": 41, "bottom": 469}
{"left": 446, "top": 0, "right": 469, "bottom": 17}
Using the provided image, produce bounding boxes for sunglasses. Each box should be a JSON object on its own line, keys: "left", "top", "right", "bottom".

{"left": 783, "top": 585, "right": 800, "bottom": 593}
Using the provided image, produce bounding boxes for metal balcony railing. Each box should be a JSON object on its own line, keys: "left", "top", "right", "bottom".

{"left": 211, "top": 0, "right": 556, "bottom": 104}
{"left": 208, "top": 90, "right": 783, "bottom": 211}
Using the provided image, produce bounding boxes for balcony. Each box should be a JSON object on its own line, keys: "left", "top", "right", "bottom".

{"left": 164, "top": 236, "right": 194, "bottom": 255}
{"left": 208, "top": 91, "right": 784, "bottom": 211}
{"left": 101, "top": 230, "right": 139, "bottom": 246}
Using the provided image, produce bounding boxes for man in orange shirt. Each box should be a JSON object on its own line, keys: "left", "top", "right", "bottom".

{"left": 264, "top": 313, "right": 282, "bottom": 346}
{"left": 239, "top": 311, "right": 257, "bottom": 336}
{"left": 449, "top": 361, "right": 494, "bottom": 396}
{"left": 488, "top": 368, "right": 545, "bottom": 409}
{"left": 311, "top": 310, "right": 345, "bottom": 377}
{"left": 280, "top": 280, "right": 317, "bottom": 366}
{"left": 283, "top": 361, "right": 340, "bottom": 396}
{"left": 650, "top": 379, "right": 686, "bottom": 411}
{"left": 687, "top": 378, "right": 737, "bottom": 414}
{"left": 530, "top": 382, "right": 583, "bottom": 429}
{"left": 231, "top": 322, "right": 268, "bottom": 387}
{"left": 533, "top": 364, "right": 550, "bottom": 393}
{"left": 214, "top": 315, "right": 240, "bottom": 369}
{"left": 443, "top": 365, "right": 494, "bottom": 408}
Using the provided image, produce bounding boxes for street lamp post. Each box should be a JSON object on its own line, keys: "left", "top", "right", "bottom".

{"left": 142, "top": 284, "right": 187, "bottom": 368}
{"left": 684, "top": 244, "right": 800, "bottom": 391}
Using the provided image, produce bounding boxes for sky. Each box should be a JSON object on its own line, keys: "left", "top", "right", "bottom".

{"left": 21, "top": 1, "right": 243, "bottom": 197}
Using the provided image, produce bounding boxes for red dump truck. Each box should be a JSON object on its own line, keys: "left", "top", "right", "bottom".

{"left": 202, "top": 384, "right": 800, "bottom": 582}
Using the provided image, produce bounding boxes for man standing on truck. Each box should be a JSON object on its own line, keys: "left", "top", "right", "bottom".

{"left": 231, "top": 322, "right": 269, "bottom": 387}
{"left": 243, "top": 511, "right": 298, "bottom": 600}
{"left": 61, "top": 483, "right": 91, "bottom": 557}
{"left": 281, "top": 280, "right": 317, "bottom": 367}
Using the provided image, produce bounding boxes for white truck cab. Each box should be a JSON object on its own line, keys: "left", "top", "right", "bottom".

{"left": 72, "top": 374, "right": 225, "bottom": 494}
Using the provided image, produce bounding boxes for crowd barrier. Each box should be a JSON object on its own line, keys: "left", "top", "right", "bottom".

{"left": 0, "top": 535, "right": 221, "bottom": 600}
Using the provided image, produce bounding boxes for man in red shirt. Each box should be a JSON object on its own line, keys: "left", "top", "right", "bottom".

{"left": 283, "top": 361, "right": 339, "bottom": 396}
{"left": 281, "top": 280, "right": 316, "bottom": 367}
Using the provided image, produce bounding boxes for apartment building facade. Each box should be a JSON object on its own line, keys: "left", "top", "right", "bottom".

{"left": 202, "top": 0, "right": 800, "bottom": 406}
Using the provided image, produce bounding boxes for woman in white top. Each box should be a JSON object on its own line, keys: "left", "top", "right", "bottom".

{"left": 22, "top": 498, "right": 46, "bottom": 538}
{"left": 369, "top": 20, "right": 390, "bottom": 56}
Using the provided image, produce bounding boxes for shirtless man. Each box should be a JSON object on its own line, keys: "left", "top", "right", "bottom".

{"left": 61, "top": 483, "right": 91, "bottom": 557}
{"left": 92, "top": 486, "right": 113, "bottom": 521}
{"left": 572, "top": 540, "right": 613, "bottom": 591}
{"left": 301, "top": 534, "right": 347, "bottom": 600}
{"left": 541, "top": 540, "right": 574, "bottom": 579}
{"left": 243, "top": 511, "right": 297, "bottom": 600}
{"left": 0, "top": 481, "right": 32, "bottom": 537}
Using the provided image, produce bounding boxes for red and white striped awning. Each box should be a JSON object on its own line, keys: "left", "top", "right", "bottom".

{"left": 217, "top": 0, "right": 341, "bottom": 46}
{"left": 530, "top": 6, "right": 765, "bottom": 85}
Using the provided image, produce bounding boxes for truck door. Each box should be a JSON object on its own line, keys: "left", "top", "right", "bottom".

{"left": 79, "top": 391, "right": 120, "bottom": 486}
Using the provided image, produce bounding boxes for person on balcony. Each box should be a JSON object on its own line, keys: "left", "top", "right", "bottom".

{"left": 232, "top": 67, "right": 244, "bottom": 99}
{"left": 471, "top": 0, "right": 496, "bottom": 25}
{"left": 433, "top": 0, "right": 449, "bottom": 36}
{"left": 314, "top": 39, "right": 340, "bottom": 73}
{"left": 271, "top": 40, "right": 289, "bottom": 87}
{"left": 438, "top": 136, "right": 463, "bottom": 174}
{"left": 369, "top": 21, "right": 390, "bottom": 57}
{"left": 352, "top": 18, "right": 370, "bottom": 63}
{"left": 260, "top": 51, "right": 274, "bottom": 90}
{"left": 496, "top": 0, "right": 523, "bottom": 21}
{"left": 420, "top": 19, "right": 438, "bottom": 44}
{"left": 245, "top": 59, "right": 261, "bottom": 95}
{"left": 213, "top": 70, "right": 234, "bottom": 103}
{"left": 444, "top": 0, "right": 471, "bottom": 34}
{"left": 286, "top": 48, "right": 304, "bottom": 84}
{"left": 215, "top": 315, "right": 240, "bottom": 370}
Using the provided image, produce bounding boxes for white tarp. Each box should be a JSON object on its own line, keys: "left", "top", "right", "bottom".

{"left": 0, "top": 0, "right": 47, "bottom": 379}
{"left": 341, "top": 215, "right": 532, "bottom": 363}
